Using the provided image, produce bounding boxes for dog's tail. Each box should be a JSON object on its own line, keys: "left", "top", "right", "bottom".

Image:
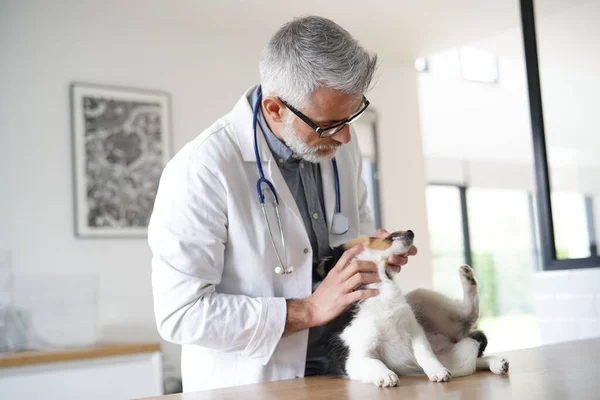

{"left": 469, "top": 330, "right": 488, "bottom": 357}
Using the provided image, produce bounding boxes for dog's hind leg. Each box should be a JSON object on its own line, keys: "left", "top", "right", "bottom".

{"left": 457, "top": 265, "right": 479, "bottom": 322}
{"left": 405, "top": 265, "right": 480, "bottom": 339}
{"left": 476, "top": 356, "right": 510, "bottom": 375}
{"left": 436, "top": 337, "right": 479, "bottom": 377}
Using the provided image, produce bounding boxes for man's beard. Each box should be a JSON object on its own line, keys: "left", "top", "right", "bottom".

{"left": 280, "top": 116, "right": 341, "bottom": 163}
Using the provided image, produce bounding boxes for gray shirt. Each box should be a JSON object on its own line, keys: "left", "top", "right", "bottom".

{"left": 250, "top": 87, "right": 333, "bottom": 375}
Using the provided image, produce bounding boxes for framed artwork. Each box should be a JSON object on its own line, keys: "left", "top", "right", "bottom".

{"left": 70, "top": 83, "right": 172, "bottom": 237}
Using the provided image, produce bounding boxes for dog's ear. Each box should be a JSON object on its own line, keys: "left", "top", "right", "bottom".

{"left": 316, "top": 257, "right": 331, "bottom": 279}
{"left": 316, "top": 244, "right": 348, "bottom": 278}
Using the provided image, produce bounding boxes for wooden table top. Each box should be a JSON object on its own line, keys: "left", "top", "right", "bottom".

{"left": 0, "top": 343, "right": 161, "bottom": 369}
{"left": 138, "top": 338, "right": 600, "bottom": 400}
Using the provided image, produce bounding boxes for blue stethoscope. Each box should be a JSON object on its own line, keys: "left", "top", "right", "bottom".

{"left": 253, "top": 92, "right": 350, "bottom": 275}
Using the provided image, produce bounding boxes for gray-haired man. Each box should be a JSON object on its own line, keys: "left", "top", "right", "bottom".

{"left": 149, "top": 15, "right": 417, "bottom": 391}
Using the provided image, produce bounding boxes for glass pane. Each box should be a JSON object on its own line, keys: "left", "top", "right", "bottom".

{"left": 355, "top": 113, "right": 380, "bottom": 228}
{"left": 535, "top": 0, "right": 600, "bottom": 259}
{"left": 425, "top": 185, "right": 466, "bottom": 299}
{"left": 361, "top": 160, "right": 378, "bottom": 228}
{"left": 551, "top": 192, "right": 591, "bottom": 259}
{"left": 467, "top": 188, "right": 540, "bottom": 351}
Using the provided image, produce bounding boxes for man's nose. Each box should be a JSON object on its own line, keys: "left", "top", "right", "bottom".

{"left": 330, "top": 125, "right": 351, "bottom": 144}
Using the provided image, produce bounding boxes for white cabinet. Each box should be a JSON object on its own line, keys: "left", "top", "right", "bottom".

{"left": 0, "top": 344, "right": 163, "bottom": 400}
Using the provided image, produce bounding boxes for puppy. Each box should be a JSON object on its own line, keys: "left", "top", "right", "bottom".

{"left": 316, "top": 230, "right": 509, "bottom": 387}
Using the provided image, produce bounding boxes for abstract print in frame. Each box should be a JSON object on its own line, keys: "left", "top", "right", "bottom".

{"left": 70, "top": 83, "right": 172, "bottom": 237}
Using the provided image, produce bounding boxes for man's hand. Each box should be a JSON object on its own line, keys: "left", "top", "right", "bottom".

{"left": 283, "top": 243, "right": 379, "bottom": 335}
{"left": 373, "top": 228, "right": 418, "bottom": 271}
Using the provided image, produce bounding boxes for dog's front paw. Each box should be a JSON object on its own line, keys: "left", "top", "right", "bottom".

{"left": 369, "top": 369, "right": 400, "bottom": 387}
{"left": 427, "top": 367, "right": 451, "bottom": 382}
{"left": 490, "top": 357, "right": 509, "bottom": 375}
{"left": 346, "top": 358, "right": 399, "bottom": 388}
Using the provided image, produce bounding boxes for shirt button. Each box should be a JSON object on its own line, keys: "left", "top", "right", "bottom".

{"left": 304, "top": 248, "right": 309, "bottom": 254}
{"left": 312, "top": 213, "right": 319, "bottom": 220}
{"left": 278, "top": 158, "right": 284, "bottom": 164}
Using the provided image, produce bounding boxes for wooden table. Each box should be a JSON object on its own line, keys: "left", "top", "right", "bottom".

{"left": 138, "top": 338, "right": 600, "bottom": 400}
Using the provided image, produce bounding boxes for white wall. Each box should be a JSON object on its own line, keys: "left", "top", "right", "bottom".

{"left": 369, "top": 63, "right": 433, "bottom": 292}
{"left": 0, "top": 0, "right": 431, "bottom": 380}
{"left": 534, "top": 268, "right": 600, "bottom": 344}
{"left": 0, "top": 0, "right": 261, "bottom": 378}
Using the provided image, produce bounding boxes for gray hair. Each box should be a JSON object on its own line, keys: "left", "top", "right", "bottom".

{"left": 259, "top": 16, "right": 378, "bottom": 108}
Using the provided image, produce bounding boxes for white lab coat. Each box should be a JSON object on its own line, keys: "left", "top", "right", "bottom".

{"left": 148, "top": 87, "right": 375, "bottom": 392}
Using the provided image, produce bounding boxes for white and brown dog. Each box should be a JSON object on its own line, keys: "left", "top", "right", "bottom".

{"left": 316, "top": 230, "right": 509, "bottom": 387}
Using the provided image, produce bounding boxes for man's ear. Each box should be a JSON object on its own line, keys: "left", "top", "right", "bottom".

{"left": 262, "top": 97, "right": 285, "bottom": 123}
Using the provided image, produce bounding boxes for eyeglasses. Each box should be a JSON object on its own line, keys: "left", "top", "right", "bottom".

{"left": 278, "top": 96, "right": 370, "bottom": 138}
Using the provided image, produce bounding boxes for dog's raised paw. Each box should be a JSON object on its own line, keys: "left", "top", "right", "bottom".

{"left": 459, "top": 265, "right": 477, "bottom": 285}
{"left": 428, "top": 367, "right": 451, "bottom": 382}
{"left": 369, "top": 370, "right": 399, "bottom": 387}
{"left": 490, "top": 358, "right": 509, "bottom": 375}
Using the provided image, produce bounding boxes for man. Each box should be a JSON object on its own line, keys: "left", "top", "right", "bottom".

{"left": 149, "top": 15, "right": 417, "bottom": 392}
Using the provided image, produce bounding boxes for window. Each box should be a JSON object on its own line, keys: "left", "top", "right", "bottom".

{"left": 425, "top": 185, "right": 467, "bottom": 299}
{"left": 426, "top": 184, "right": 542, "bottom": 352}
{"left": 552, "top": 192, "right": 592, "bottom": 260}
{"left": 354, "top": 111, "right": 381, "bottom": 229}
{"left": 467, "top": 188, "right": 538, "bottom": 350}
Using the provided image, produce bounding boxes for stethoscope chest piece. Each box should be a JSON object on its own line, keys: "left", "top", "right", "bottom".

{"left": 331, "top": 213, "right": 350, "bottom": 235}
{"left": 275, "top": 265, "right": 295, "bottom": 275}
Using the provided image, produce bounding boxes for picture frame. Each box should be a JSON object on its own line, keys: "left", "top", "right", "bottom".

{"left": 70, "top": 83, "right": 172, "bottom": 238}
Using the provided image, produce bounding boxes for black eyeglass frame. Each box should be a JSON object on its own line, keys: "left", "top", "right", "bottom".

{"left": 277, "top": 96, "right": 370, "bottom": 138}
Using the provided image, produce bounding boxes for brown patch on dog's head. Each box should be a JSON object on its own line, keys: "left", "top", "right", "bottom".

{"left": 341, "top": 230, "right": 416, "bottom": 281}
{"left": 343, "top": 231, "right": 415, "bottom": 252}
{"left": 343, "top": 235, "right": 370, "bottom": 250}
{"left": 365, "top": 238, "right": 393, "bottom": 251}
{"left": 343, "top": 236, "right": 395, "bottom": 251}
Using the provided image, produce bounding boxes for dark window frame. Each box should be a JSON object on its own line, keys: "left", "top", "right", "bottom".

{"left": 428, "top": 183, "right": 472, "bottom": 267}
{"left": 520, "top": 0, "right": 600, "bottom": 270}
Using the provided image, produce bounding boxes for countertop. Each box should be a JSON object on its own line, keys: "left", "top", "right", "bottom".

{"left": 0, "top": 343, "right": 161, "bottom": 368}
{"left": 136, "top": 338, "right": 600, "bottom": 399}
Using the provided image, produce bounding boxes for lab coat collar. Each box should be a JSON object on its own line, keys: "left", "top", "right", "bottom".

{"left": 229, "top": 86, "right": 272, "bottom": 163}
{"left": 229, "top": 87, "right": 305, "bottom": 227}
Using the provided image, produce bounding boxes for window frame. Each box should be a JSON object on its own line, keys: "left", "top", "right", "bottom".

{"left": 520, "top": 0, "right": 600, "bottom": 270}
{"left": 428, "top": 183, "right": 472, "bottom": 267}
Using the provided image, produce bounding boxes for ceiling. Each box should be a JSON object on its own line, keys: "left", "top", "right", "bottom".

{"left": 183, "top": 0, "right": 591, "bottom": 61}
